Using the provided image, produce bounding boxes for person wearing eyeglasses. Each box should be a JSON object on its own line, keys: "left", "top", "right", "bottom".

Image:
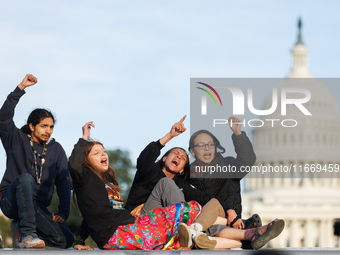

{"left": 124, "top": 116, "right": 252, "bottom": 249}
{"left": 188, "top": 116, "right": 259, "bottom": 249}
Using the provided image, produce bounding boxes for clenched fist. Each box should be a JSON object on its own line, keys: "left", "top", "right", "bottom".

{"left": 18, "top": 74, "right": 38, "bottom": 90}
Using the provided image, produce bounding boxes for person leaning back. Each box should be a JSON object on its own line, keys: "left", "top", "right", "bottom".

{"left": 0, "top": 74, "right": 74, "bottom": 248}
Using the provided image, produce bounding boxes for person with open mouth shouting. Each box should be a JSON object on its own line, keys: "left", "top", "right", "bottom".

{"left": 71, "top": 121, "right": 284, "bottom": 251}
{"left": 188, "top": 116, "right": 262, "bottom": 249}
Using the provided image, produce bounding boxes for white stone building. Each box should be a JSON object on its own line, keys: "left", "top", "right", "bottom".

{"left": 242, "top": 20, "right": 340, "bottom": 248}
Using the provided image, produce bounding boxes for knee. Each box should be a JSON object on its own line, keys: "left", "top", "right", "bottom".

{"left": 153, "top": 177, "right": 179, "bottom": 196}
{"left": 44, "top": 226, "right": 75, "bottom": 249}
{"left": 59, "top": 223, "right": 75, "bottom": 248}
{"left": 17, "top": 173, "right": 35, "bottom": 186}
{"left": 63, "top": 231, "right": 75, "bottom": 249}
{"left": 53, "top": 233, "right": 74, "bottom": 249}
{"left": 158, "top": 177, "right": 176, "bottom": 187}
{"left": 15, "top": 174, "right": 35, "bottom": 191}
{"left": 209, "top": 198, "right": 225, "bottom": 217}
{"left": 209, "top": 198, "right": 220, "bottom": 207}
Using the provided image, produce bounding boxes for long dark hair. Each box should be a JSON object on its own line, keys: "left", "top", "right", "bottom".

{"left": 83, "top": 141, "right": 122, "bottom": 193}
{"left": 189, "top": 130, "right": 226, "bottom": 155}
{"left": 21, "top": 108, "right": 55, "bottom": 134}
{"left": 156, "top": 147, "right": 190, "bottom": 179}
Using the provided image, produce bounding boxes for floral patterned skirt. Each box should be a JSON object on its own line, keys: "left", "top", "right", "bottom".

{"left": 104, "top": 200, "right": 201, "bottom": 250}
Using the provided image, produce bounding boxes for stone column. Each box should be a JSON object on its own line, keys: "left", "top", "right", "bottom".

{"left": 264, "top": 167, "right": 271, "bottom": 188}
{"left": 304, "top": 219, "right": 313, "bottom": 247}
{"left": 293, "top": 162, "right": 301, "bottom": 187}
{"left": 283, "top": 162, "right": 292, "bottom": 186}
{"left": 326, "top": 220, "right": 333, "bottom": 247}
{"left": 331, "top": 171, "right": 337, "bottom": 187}
{"left": 290, "top": 219, "right": 299, "bottom": 247}
{"left": 319, "top": 219, "right": 326, "bottom": 247}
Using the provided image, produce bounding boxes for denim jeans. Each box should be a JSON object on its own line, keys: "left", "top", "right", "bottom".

{"left": 0, "top": 173, "right": 74, "bottom": 248}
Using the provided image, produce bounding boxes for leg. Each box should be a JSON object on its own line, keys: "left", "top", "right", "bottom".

{"left": 216, "top": 219, "right": 285, "bottom": 250}
{"left": 215, "top": 226, "right": 246, "bottom": 240}
{"left": 178, "top": 199, "right": 225, "bottom": 249}
{"left": 0, "top": 174, "right": 36, "bottom": 236}
{"left": 214, "top": 216, "right": 227, "bottom": 226}
{"left": 0, "top": 174, "right": 45, "bottom": 248}
{"left": 34, "top": 202, "right": 74, "bottom": 248}
{"left": 105, "top": 201, "right": 201, "bottom": 250}
{"left": 212, "top": 236, "right": 242, "bottom": 249}
{"left": 141, "top": 177, "right": 185, "bottom": 214}
{"left": 194, "top": 198, "right": 226, "bottom": 231}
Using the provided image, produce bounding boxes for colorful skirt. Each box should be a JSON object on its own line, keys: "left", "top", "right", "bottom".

{"left": 104, "top": 200, "right": 201, "bottom": 250}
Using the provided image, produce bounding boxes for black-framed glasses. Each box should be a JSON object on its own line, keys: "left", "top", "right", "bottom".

{"left": 194, "top": 143, "right": 215, "bottom": 150}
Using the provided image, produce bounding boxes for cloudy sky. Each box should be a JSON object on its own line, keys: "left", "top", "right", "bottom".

{"left": 0, "top": 0, "right": 339, "bottom": 178}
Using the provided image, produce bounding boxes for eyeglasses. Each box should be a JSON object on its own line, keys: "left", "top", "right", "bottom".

{"left": 194, "top": 143, "right": 215, "bottom": 150}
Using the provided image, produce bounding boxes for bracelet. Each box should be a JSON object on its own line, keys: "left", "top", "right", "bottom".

{"left": 229, "top": 215, "right": 241, "bottom": 228}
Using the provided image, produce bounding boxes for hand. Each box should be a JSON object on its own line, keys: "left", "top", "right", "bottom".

{"left": 228, "top": 116, "right": 242, "bottom": 136}
{"left": 159, "top": 115, "right": 187, "bottom": 146}
{"left": 169, "top": 115, "right": 187, "bottom": 138}
{"left": 51, "top": 213, "right": 64, "bottom": 223}
{"left": 18, "top": 74, "right": 38, "bottom": 90}
{"left": 232, "top": 218, "right": 244, "bottom": 229}
{"left": 226, "top": 209, "right": 237, "bottom": 227}
{"left": 74, "top": 244, "right": 94, "bottom": 250}
{"left": 82, "top": 121, "right": 95, "bottom": 140}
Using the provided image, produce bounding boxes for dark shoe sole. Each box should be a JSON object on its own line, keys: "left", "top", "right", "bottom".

{"left": 252, "top": 214, "right": 262, "bottom": 227}
{"left": 251, "top": 219, "right": 285, "bottom": 250}
{"left": 194, "top": 234, "right": 217, "bottom": 249}
{"left": 178, "top": 223, "right": 192, "bottom": 248}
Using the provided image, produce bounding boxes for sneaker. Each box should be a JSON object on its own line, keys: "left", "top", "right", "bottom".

{"left": 193, "top": 233, "right": 217, "bottom": 249}
{"left": 10, "top": 220, "right": 21, "bottom": 248}
{"left": 178, "top": 223, "right": 216, "bottom": 249}
{"left": 18, "top": 234, "right": 45, "bottom": 248}
{"left": 243, "top": 213, "right": 262, "bottom": 229}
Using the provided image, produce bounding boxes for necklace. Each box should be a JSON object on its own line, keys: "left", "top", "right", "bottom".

{"left": 28, "top": 135, "right": 47, "bottom": 184}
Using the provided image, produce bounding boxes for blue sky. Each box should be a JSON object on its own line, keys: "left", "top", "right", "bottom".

{"left": 0, "top": 0, "right": 339, "bottom": 178}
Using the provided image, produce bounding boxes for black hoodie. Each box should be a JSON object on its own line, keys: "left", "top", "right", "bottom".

{"left": 68, "top": 138, "right": 135, "bottom": 248}
{"left": 189, "top": 131, "right": 256, "bottom": 218}
{"left": 125, "top": 140, "right": 234, "bottom": 214}
{"left": 0, "top": 87, "right": 71, "bottom": 220}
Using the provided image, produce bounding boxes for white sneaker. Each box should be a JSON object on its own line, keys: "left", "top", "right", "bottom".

{"left": 18, "top": 234, "right": 45, "bottom": 249}
{"left": 178, "top": 223, "right": 216, "bottom": 249}
{"left": 193, "top": 232, "right": 217, "bottom": 249}
{"left": 178, "top": 223, "right": 193, "bottom": 247}
{"left": 10, "top": 220, "right": 45, "bottom": 248}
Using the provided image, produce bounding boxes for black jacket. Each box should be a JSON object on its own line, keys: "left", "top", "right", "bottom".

{"left": 189, "top": 131, "right": 256, "bottom": 218}
{"left": 125, "top": 140, "right": 233, "bottom": 214}
{"left": 0, "top": 87, "right": 70, "bottom": 220}
{"left": 68, "top": 138, "right": 135, "bottom": 248}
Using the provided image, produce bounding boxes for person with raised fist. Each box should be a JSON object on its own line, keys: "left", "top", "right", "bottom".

{"left": 0, "top": 75, "right": 73, "bottom": 249}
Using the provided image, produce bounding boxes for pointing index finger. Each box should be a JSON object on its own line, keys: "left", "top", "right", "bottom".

{"left": 178, "top": 115, "right": 187, "bottom": 123}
